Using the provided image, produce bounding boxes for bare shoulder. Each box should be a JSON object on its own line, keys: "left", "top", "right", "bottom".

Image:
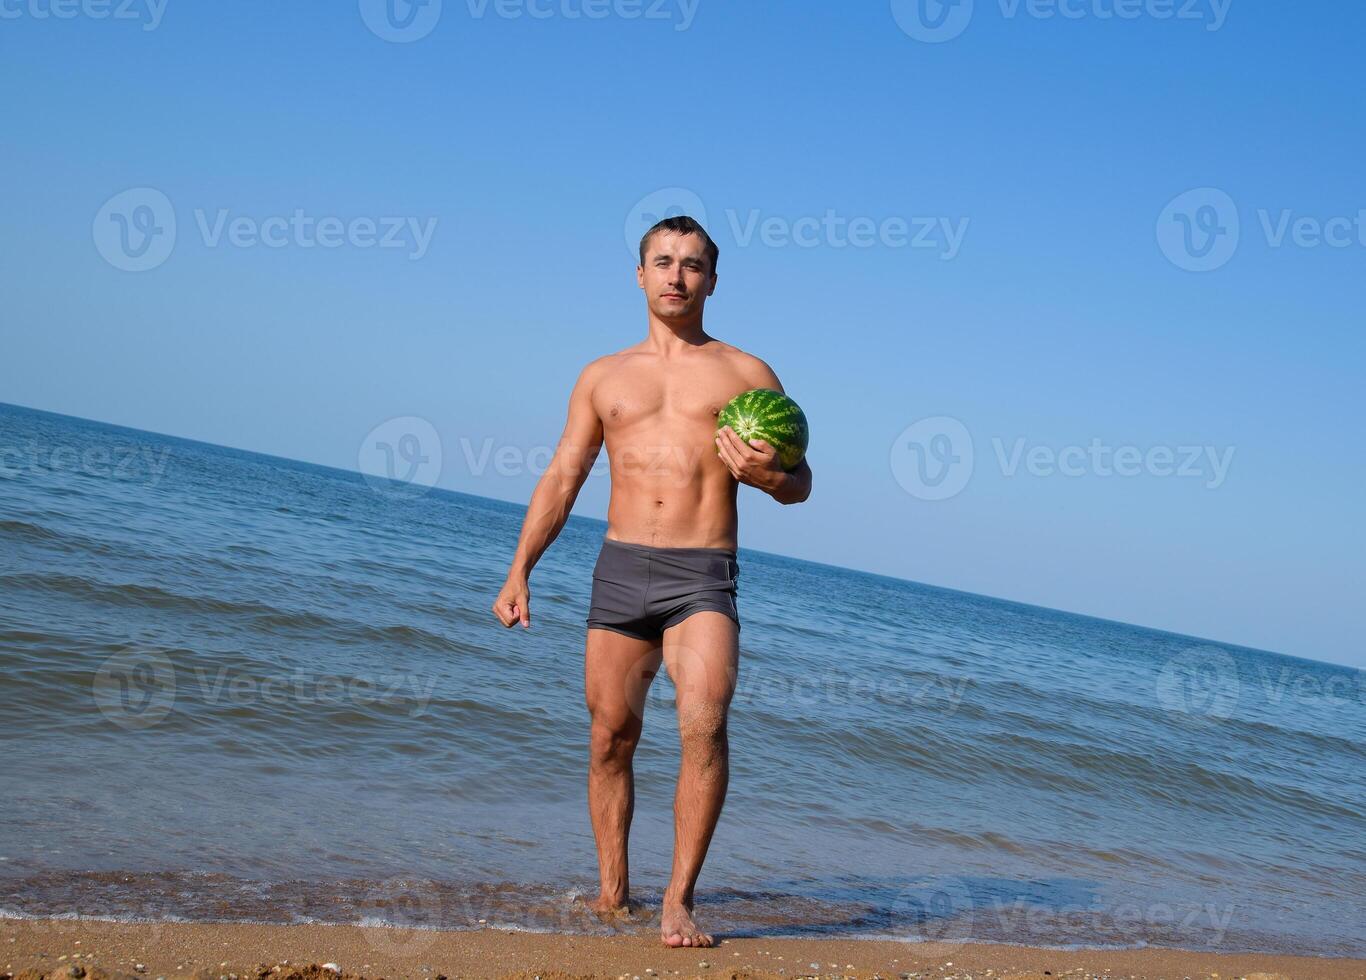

{"left": 711, "top": 341, "right": 785, "bottom": 392}
{"left": 575, "top": 349, "right": 629, "bottom": 387}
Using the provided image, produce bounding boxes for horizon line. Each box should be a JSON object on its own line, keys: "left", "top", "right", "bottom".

{"left": 1, "top": 398, "right": 1355, "bottom": 674}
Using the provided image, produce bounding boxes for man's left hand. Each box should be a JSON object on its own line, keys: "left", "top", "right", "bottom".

{"left": 714, "top": 425, "right": 785, "bottom": 493}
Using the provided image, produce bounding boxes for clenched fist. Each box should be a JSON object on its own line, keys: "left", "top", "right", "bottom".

{"left": 492, "top": 576, "right": 531, "bottom": 629}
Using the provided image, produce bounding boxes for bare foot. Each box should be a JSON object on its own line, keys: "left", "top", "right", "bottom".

{"left": 581, "top": 893, "right": 647, "bottom": 921}
{"left": 660, "top": 899, "right": 714, "bottom": 948}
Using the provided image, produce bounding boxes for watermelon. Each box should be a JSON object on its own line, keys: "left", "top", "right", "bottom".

{"left": 716, "top": 388, "right": 809, "bottom": 471}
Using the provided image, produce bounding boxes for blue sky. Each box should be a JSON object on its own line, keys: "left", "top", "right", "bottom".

{"left": 2, "top": 1, "right": 1362, "bottom": 668}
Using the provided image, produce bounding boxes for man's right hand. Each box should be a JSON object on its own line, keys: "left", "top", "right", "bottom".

{"left": 492, "top": 576, "right": 531, "bottom": 629}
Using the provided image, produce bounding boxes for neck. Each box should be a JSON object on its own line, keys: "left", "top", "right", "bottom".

{"left": 644, "top": 312, "right": 709, "bottom": 352}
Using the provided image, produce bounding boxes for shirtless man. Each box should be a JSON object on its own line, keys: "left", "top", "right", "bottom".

{"left": 491, "top": 215, "right": 812, "bottom": 948}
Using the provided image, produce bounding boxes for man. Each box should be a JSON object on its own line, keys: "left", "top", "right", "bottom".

{"left": 491, "top": 215, "right": 812, "bottom": 949}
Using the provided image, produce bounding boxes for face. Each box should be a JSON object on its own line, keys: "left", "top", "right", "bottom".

{"left": 637, "top": 231, "right": 717, "bottom": 321}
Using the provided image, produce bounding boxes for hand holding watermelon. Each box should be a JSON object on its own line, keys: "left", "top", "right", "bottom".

{"left": 714, "top": 389, "right": 809, "bottom": 488}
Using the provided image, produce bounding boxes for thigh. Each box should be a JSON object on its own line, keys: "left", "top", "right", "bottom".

{"left": 585, "top": 627, "right": 664, "bottom": 730}
{"left": 661, "top": 611, "right": 740, "bottom": 719}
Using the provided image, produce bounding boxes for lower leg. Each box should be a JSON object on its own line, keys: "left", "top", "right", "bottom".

{"left": 658, "top": 611, "right": 739, "bottom": 948}
{"left": 587, "top": 723, "right": 639, "bottom": 911}
{"left": 661, "top": 705, "right": 729, "bottom": 946}
{"left": 582, "top": 628, "right": 660, "bottom": 916}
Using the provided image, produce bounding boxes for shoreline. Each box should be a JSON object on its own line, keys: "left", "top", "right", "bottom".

{"left": 3, "top": 916, "right": 1361, "bottom": 980}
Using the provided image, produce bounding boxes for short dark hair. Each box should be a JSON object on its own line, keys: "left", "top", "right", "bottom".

{"left": 638, "top": 215, "right": 719, "bottom": 275}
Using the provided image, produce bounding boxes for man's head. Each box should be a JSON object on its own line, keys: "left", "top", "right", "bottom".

{"left": 637, "top": 215, "right": 719, "bottom": 322}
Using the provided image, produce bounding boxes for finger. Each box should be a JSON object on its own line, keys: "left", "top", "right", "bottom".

{"left": 722, "top": 426, "right": 761, "bottom": 460}
{"left": 518, "top": 595, "right": 531, "bottom": 629}
{"left": 493, "top": 601, "right": 512, "bottom": 627}
{"left": 748, "top": 438, "right": 774, "bottom": 455}
{"left": 714, "top": 432, "right": 742, "bottom": 475}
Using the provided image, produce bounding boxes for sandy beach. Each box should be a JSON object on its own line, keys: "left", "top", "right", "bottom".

{"left": 2, "top": 916, "right": 1361, "bottom": 980}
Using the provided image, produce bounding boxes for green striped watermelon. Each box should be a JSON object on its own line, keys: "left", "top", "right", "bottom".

{"left": 716, "top": 388, "right": 809, "bottom": 471}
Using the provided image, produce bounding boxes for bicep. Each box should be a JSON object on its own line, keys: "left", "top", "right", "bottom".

{"left": 553, "top": 366, "right": 604, "bottom": 481}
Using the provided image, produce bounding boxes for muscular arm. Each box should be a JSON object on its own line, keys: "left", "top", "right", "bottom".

{"left": 765, "top": 456, "right": 812, "bottom": 506}
{"left": 715, "top": 356, "right": 813, "bottom": 506}
{"left": 492, "top": 362, "right": 604, "bottom": 627}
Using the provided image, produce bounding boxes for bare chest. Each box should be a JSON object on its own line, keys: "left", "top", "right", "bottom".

{"left": 595, "top": 365, "right": 742, "bottom": 436}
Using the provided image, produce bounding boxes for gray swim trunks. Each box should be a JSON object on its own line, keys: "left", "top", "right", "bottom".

{"left": 586, "top": 537, "right": 740, "bottom": 641}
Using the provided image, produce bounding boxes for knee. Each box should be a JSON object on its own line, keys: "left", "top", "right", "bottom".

{"left": 589, "top": 716, "right": 641, "bottom": 769}
{"left": 677, "top": 701, "right": 728, "bottom": 758}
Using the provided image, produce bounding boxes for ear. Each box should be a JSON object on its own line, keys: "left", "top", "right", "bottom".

{"left": 637, "top": 265, "right": 645, "bottom": 290}
{"left": 707, "top": 273, "right": 718, "bottom": 296}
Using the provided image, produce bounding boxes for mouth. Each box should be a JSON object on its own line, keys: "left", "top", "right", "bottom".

{"left": 661, "top": 293, "right": 687, "bottom": 301}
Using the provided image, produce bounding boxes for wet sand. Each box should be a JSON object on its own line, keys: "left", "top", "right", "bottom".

{"left": 3, "top": 916, "right": 1361, "bottom": 980}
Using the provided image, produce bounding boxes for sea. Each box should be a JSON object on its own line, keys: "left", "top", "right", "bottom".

{"left": 1, "top": 401, "right": 1362, "bottom": 958}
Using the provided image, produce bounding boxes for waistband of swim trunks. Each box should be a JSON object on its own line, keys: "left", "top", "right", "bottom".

{"left": 601, "top": 536, "right": 737, "bottom": 559}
